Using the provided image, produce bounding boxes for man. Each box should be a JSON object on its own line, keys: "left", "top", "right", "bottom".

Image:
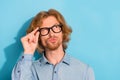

{"left": 12, "top": 9, "right": 95, "bottom": 80}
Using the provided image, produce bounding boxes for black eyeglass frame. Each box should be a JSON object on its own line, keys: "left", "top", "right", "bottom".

{"left": 38, "top": 24, "right": 63, "bottom": 36}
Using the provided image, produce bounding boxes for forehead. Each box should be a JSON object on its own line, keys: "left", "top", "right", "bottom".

{"left": 41, "top": 16, "right": 59, "bottom": 27}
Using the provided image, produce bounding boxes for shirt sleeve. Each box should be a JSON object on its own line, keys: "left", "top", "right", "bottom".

{"left": 85, "top": 66, "right": 95, "bottom": 80}
{"left": 12, "top": 54, "right": 35, "bottom": 80}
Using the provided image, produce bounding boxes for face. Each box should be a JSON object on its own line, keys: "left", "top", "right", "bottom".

{"left": 40, "top": 16, "right": 63, "bottom": 51}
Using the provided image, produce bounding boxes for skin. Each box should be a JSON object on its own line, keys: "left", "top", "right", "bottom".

{"left": 21, "top": 16, "right": 65, "bottom": 65}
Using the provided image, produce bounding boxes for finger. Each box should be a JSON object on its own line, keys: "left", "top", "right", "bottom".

{"left": 25, "top": 34, "right": 34, "bottom": 43}
{"left": 31, "top": 27, "right": 39, "bottom": 35}
{"left": 29, "top": 35, "right": 34, "bottom": 43}
{"left": 29, "top": 31, "right": 39, "bottom": 43}
{"left": 34, "top": 31, "right": 40, "bottom": 43}
{"left": 24, "top": 27, "right": 39, "bottom": 43}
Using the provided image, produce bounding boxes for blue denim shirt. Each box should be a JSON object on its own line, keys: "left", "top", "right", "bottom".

{"left": 12, "top": 53, "right": 95, "bottom": 80}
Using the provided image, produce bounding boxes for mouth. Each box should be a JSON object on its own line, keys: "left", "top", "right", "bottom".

{"left": 48, "top": 38, "right": 57, "bottom": 43}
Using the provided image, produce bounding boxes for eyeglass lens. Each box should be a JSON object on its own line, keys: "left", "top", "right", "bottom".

{"left": 38, "top": 24, "right": 62, "bottom": 36}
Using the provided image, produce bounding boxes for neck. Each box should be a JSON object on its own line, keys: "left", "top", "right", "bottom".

{"left": 44, "top": 45, "right": 65, "bottom": 65}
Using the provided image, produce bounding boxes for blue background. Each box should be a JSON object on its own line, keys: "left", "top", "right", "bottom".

{"left": 0, "top": 0, "right": 120, "bottom": 80}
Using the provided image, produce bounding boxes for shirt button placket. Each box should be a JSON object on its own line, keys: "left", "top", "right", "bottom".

{"left": 53, "top": 65, "right": 58, "bottom": 80}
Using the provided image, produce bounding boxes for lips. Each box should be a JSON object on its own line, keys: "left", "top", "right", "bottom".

{"left": 48, "top": 38, "right": 57, "bottom": 43}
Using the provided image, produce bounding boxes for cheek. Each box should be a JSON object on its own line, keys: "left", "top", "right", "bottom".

{"left": 40, "top": 37, "right": 46, "bottom": 45}
{"left": 58, "top": 33, "right": 63, "bottom": 42}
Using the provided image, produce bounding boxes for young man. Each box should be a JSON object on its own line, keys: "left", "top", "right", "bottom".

{"left": 12, "top": 9, "right": 95, "bottom": 80}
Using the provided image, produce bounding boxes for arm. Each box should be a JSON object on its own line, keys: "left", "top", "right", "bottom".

{"left": 85, "top": 66, "right": 95, "bottom": 80}
{"left": 12, "top": 54, "right": 34, "bottom": 80}
{"left": 12, "top": 28, "right": 40, "bottom": 80}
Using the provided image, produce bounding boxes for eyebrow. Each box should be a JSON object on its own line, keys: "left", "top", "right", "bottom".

{"left": 40, "top": 23, "right": 60, "bottom": 28}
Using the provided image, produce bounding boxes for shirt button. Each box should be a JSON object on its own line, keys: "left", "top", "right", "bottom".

{"left": 54, "top": 71, "right": 57, "bottom": 73}
{"left": 22, "top": 56, "right": 24, "bottom": 59}
{"left": 17, "top": 70, "right": 20, "bottom": 73}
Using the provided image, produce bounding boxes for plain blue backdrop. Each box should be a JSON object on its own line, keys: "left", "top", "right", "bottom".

{"left": 0, "top": 0, "right": 120, "bottom": 80}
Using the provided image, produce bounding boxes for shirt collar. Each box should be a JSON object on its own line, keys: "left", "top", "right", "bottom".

{"left": 62, "top": 53, "right": 70, "bottom": 65}
{"left": 39, "top": 54, "right": 50, "bottom": 65}
{"left": 39, "top": 53, "right": 70, "bottom": 65}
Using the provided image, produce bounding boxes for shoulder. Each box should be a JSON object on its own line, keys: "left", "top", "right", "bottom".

{"left": 69, "top": 55, "right": 90, "bottom": 71}
{"left": 32, "top": 57, "right": 43, "bottom": 67}
{"left": 69, "top": 55, "right": 88, "bottom": 66}
{"left": 69, "top": 55, "right": 95, "bottom": 78}
{"left": 69, "top": 55, "right": 95, "bottom": 77}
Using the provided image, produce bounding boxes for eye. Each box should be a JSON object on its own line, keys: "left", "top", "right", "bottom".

{"left": 52, "top": 25, "right": 62, "bottom": 32}
{"left": 40, "top": 28, "right": 49, "bottom": 35}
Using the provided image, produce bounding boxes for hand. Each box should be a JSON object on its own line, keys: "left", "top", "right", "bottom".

{"left": 21, "top": 28, "right": 40, "bottom": 54}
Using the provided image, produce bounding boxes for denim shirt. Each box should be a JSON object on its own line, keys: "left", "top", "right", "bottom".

{"left": 12, "top": 53, "right": 95, "bottom": 80}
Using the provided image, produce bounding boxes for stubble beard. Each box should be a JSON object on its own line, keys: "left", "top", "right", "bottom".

{"left": 47, "top": 41, "right": 61, "bottom": 50}
{"left": 44, "top": 37, "right": 62, "bottom": 51}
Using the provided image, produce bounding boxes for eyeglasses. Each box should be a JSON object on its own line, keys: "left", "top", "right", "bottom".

{"left": 38, "top": 24, "right": 62, "bottom": 36}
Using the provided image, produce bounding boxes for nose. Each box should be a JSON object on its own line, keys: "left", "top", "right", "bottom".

{"left": 48, "top": 29, "right": 54, "bottom": 37}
